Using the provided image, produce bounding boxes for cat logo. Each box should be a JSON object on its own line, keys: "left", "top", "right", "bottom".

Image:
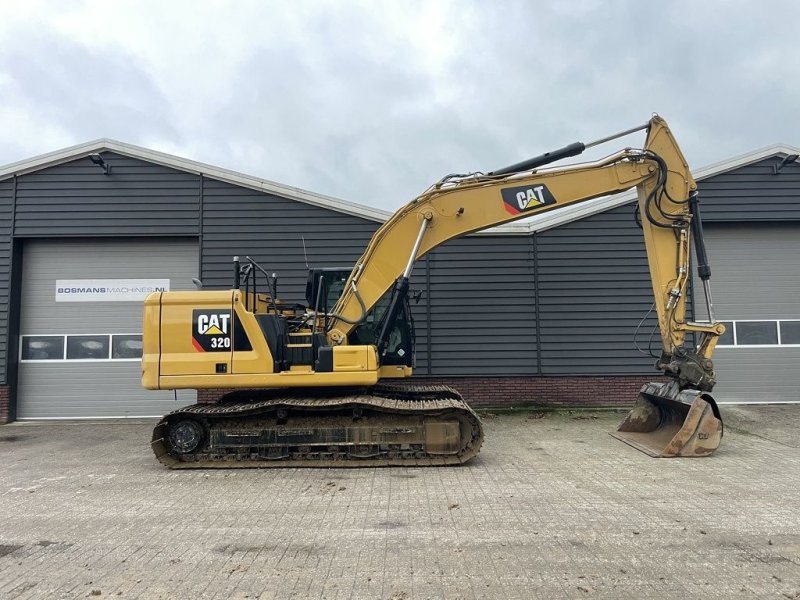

{"left": 192, "top": 310, "right": 232, "bottom": 352}
{"left": 500, "top": 183, "right": 556, "bottom": 215}
{"left": 197, "top": 313, "right": 229, "bottom": 336}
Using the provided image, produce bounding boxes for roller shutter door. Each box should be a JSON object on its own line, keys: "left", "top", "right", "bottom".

{"left": 17, "top": 238, "right": 198, "bottom": 418}
{"left": 694, "top": 224, "right": 800, "bottom": 403}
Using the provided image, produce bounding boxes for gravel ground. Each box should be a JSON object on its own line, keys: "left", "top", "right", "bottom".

{"left": 0, "top": 405, "right": 798, "bottom": 599}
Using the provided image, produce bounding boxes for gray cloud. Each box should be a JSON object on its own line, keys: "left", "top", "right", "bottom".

{"left": 0, "top": 1, "right": 798, "bottom": 210}
{"left": 0, "top": 26, "right": 179, "bottom": 153}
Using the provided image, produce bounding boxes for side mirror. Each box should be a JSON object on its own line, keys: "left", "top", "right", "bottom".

{"left": 191, "top": 277, "right": 203, "bottom": 289}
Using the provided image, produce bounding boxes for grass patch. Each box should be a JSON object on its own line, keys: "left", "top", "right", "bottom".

{"left": 476, "top": 406, "right": 628, "bottom": 418}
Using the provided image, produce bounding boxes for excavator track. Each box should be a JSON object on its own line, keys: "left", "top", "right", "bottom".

{"left": 151, "top": 384, "right": 483, "bottom": 468}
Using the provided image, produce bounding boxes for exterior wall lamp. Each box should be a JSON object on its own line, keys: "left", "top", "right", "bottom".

{"left": 89, "top": 153, "right": 112, "bottom": 175}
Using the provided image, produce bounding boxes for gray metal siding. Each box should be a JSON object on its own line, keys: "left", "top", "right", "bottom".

{"left": 0, "top": 179, "right": 12, "bottom": 383}
{"left": 408, "top": 260, "right": 430, "bottom": 374}
{"left": 201, "top": 178, "right": 376, "bottom": 300}
{"left": 693, "top": 224, "right": 800, "bottom": 402}
{"left": 428, "top": 237, "right": 536, "bottom": 375}
{"left": 697, "top": 158, "right": 800, "bottom": 222}
{"left": 198, "top": 178, "right": 441, "bottom": 370}
{"left": 200, "top": 180, "right": 539, "bottom": 376}
{"left": 0, "top": 148, "right": 797, "bottom": 406}
{"left": 536, "top": 204, "right": 660, "bottom": 375}
{"left": 200, "top": 179, "right": 442, "bottom": 372}
{"left": 196, "top": 179, "right": 689, "bottom": 377}
{"left": 14, "top": 152, "right": 200, "bottom": 237}
{"left": 17, "top": 238, "right": 198, "bottom": 418}
{"left": 705, "top": 349, "right": 800, "bottom": 403}
{"left": 695, "top": 225, "right": 800, "bottom": 320}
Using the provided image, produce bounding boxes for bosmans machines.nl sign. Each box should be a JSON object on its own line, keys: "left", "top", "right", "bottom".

{"left": 55, "top": 279, "right": 170, "bottom": 302}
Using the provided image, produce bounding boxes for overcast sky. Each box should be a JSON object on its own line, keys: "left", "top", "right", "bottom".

{"left": 1, "top": 1, "right": 798, "bottom": 210}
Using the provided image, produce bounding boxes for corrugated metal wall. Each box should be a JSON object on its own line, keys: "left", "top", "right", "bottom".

{"left": 1, "top": 149, "right": 798, "bottom": 393}
{"left": 695, "top": 225, "right": 800, "bottom": 319}
{"left": 199, "top": 178, "right": 435, "bottom": 369}
{"left": 536, "top": 204, "right": 660, "bottom": 375}
{"left": 0, "top": 152, "right": 202, "bottom": 389}
{"left": 428, "top": 236, "right": 537, "bottom": 375}
{"left": 13, "top": 152, "right": 200, "bottom": 237}
{"left": 0, "top": 178, "right": 13, "bottom": 384}
{"left": 698, "top": 158, "right": 800, "bottom": 221}
{"left": 197, "top": 180, "right": 664, "bottom": 377}
{"left": 408, "top": 259, "right": 430, "bottom": 374}
{"left": 200, "top": 178, "right": 376, "bottom": 296}
{"left": 691, "top": 156, "right": 800, "bottom": 402}
{"left": 693, "top": 224, "right": 800, "bottom": 402}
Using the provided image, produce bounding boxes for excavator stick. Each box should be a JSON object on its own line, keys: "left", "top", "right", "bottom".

{"left": 610, "top": 382, "right": 723, "bottom": 457}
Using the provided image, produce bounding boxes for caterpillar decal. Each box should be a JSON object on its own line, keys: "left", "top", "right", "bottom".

{"left": 192, "top": 309, "right": 231, "bottom": 352}
{"left": 501, "top": 183, "right": 556, "bottom": 215}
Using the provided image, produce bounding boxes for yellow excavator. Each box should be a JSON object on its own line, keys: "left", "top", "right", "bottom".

{"left": 143, "top": 116, "right": 725, "bottom": 468}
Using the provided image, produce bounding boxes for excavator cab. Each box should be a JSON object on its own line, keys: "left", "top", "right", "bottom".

{"left": 305, "top": 268, "right": 415, "bottom": 367}
{"left": 305, "top": 268, "right": 350, "bottom": 314}
{"left": 350, "top": 294, "right": 414, "bottom": 367}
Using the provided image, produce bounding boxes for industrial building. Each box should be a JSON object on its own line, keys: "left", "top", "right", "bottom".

{"left": 0, "top": 140, "right": 798, "bottom": 421}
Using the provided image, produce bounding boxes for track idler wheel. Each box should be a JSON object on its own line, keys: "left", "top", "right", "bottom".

{"left": 168, "top": 419, "right": 205, "bottom": 454}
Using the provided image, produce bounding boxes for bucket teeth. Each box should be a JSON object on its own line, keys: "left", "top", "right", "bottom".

{"left": 610, "top": 382, "right": 723, "bottom": 458}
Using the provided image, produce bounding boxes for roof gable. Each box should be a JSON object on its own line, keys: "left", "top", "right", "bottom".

{"left": 1, "top": 138, "right": 797, "bottom": 235}
{"left": 0, "top": 138, "right": 390, "bottom": 224}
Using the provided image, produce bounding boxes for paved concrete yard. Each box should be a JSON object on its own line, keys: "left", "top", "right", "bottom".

{"left": 1, "top": 406, "right": 799, "bottom": 599}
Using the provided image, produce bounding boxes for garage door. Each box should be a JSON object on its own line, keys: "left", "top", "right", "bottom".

{"left": 694, "top": 224, "right": 800, "bottom": 403}
{"left": 17, "top": 238, "right": 198, "bottom": 418}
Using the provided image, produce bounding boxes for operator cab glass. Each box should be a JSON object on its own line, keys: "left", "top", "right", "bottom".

{"left": 305, "top": 268, "right": 350, "bottom": 311}
{"left": 304, "top": 268, "right": 414, "bottom": 367}
{"left": 350, "top": 294, "right": 414, "bottom": 367}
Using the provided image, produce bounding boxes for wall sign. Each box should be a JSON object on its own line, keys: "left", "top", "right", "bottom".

{"left": 55, "top": 279, "right": 170, "bottom": 302}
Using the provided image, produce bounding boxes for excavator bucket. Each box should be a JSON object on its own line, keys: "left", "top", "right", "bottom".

{"left": 610, "top": 382, "right": 723, "bottom": 457}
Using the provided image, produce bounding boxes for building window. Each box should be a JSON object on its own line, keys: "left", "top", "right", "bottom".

{"left": 717, "top": 321, "right": 734, "bottom": 346}
{"left": 735, "top": 321, "right": 778, "bottom": 345}
{"left": 21, "top": 336, "right": 65, "bottom": 360}
{"left": 67, "top": 335, "right": 111, "bottom": 360}
{"left": 20, "top": 334, "right": 143, "bottom": 361}
{"left": 112, "top": 334, "right": 143, "bottom": 359}
{"left": 715, "top": 320, "right": 800, "bottom": 348}
{"left": 780, "top": 321, "right": 800, "bottom": 345}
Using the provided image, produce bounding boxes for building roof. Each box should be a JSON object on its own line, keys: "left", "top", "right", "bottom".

{"left": 1, "top": 138, "right": 798, "bottom": 236}
{"left": 0, "top": 138, "right": 391, "bottom": 224}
